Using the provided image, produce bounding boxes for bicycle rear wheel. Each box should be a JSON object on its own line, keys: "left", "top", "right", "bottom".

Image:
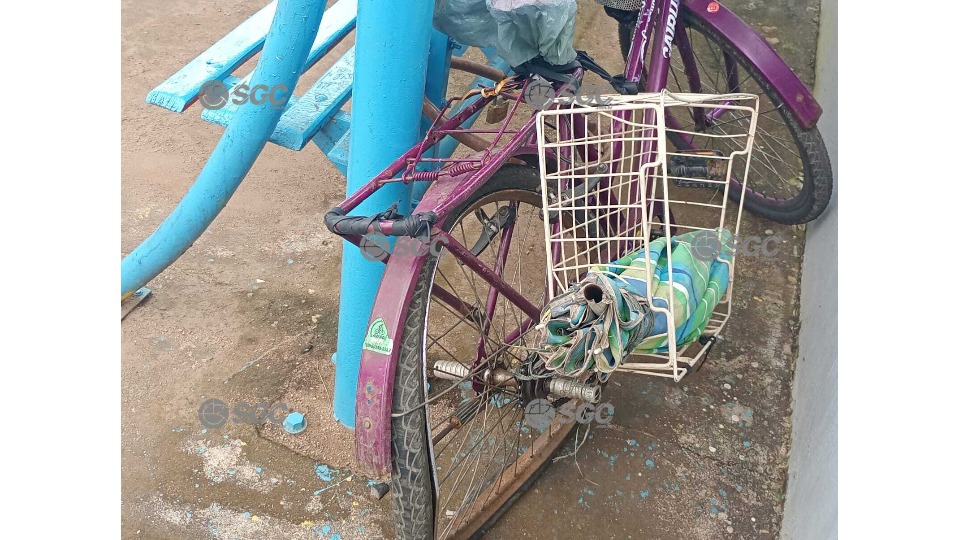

{"left": 618, "top": 10, "right": 833, "bottom": 224}
{"left": 390, "top": 165, "right": 583, "bottom": 540}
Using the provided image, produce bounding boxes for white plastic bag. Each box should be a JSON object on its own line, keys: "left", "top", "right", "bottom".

{"left": 434, "top": 0, "right": 578, "bottom": 67}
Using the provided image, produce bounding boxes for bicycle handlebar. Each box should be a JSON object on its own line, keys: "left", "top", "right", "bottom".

{"left": 324, "top": 204, "right": 438, "bottom": 240}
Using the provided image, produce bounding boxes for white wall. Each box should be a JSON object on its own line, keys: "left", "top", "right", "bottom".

{"left": 780, "top": 0, "right": 838, "bottom": 538}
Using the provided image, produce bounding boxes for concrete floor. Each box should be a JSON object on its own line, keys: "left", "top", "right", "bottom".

{"left": 121, "top": 0, "right": 821, "bottom": 538}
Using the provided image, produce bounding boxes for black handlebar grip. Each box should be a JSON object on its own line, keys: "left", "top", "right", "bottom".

{"left": 324, "top": 205, "right": 439, "bottom": 240}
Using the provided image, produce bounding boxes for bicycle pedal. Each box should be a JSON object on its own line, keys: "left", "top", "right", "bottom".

{"left": 668, "top": 150, "right": 725, "bottom": 189}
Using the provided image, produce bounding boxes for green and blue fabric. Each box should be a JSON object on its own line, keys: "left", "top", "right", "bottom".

{"left": 536, "top": 229, "right": 733, "bottom": 376}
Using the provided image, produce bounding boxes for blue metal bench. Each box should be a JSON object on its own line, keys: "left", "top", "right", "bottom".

{"left": 144, "top": 0, "right": 508, "bottom": 174}
{"left": 129, "top": 0, "right": 513, "bottom": 427}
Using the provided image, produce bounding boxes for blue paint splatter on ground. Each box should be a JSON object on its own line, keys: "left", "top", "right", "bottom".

{"left": 255, "top": 467, "right": 262, "bottom": 473}
{"left": 645, "top": 459, "right": 655, "bottom": 469}
{"left": 243, "top": 512, "right": 251, "bottom": 518}
{"left": 710, "top": 507, "right": 719, "bottom": 515}
{"left": 584, "top": 488, "right": 594, "bottom": 496}
{"left": 201, "top": 429, "right": 207, "bottom": 434}
{"left": 719, "top": 488, "right": 728, "bottom": 498}
{"left": 609, "top": 454, "right": 618, "bottom": 466}
{"left": 743, "top": 440, "right": 752, "bottom": 447}
{"left": 330, "top": 534, "right": 341, "bottom": 540}
{"left": 736, "top": 485, "right": 743, "bottom": 492}
{"left": 627, "top": 439, "right": 638, "bottom": 447}
{"left": 640, "top": 490, "right": 649, "bottom": 498}
{"left": 626, "top": 473, "right": 631, "bottom": 481}
{"left": 647, "top": 442, "right": 657, "bottom": 450}
{"left": 315, "top": 464, "right": 334, "bottom": 481}
{"left": 710, "top": 498, "right": 718, "bottom": 506}
{"left": 673, "top": 484, "right": 680, "bottom": 492}
{"left": 744, "top": 411, "right": 753, "bottom": 418}
{"left": 322, "top": 524, "right": 332, "bottom": 534}
{"left": 578, "top": 497, "right": 585, "bottom": 504}
{"left": 490, "top": 394, "right": 512, "bottom": 408}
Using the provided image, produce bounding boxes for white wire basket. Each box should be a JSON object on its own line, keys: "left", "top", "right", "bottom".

{"left": 534, "top": 91, "right": 759, "bottom": 381}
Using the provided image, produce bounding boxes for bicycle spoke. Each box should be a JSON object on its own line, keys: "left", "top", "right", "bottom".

{"left": 665, "top": 22, "right": 807, "bottom": 203}
{"left": 413, "top": 185, "right": 571, "bottom": 539}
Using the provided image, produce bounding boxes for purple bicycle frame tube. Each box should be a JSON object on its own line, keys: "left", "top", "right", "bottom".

{"left": 471, "top": 212, "right": 516, "bottom": 392}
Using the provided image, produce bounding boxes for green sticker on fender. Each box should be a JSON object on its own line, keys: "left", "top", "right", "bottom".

{"left": 362, "top": 318, "right": 394, "bottom": 355}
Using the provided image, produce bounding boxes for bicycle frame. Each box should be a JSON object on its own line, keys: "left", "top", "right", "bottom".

{"left": 338, "top": 0, "right": 823, "bottom": 480}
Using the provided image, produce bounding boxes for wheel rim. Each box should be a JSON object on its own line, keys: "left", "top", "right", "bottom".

{"left": 420, "top": 188, "right": 579, "bottom": 539}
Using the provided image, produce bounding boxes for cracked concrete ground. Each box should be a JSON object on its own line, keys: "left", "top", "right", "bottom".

{"left": 121, "top": 0, "right": 821, "bottom": 538}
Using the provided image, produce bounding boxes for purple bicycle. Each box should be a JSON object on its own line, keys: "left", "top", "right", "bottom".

{"left": 325, "top": 1, "right": 832, "bottom": 537}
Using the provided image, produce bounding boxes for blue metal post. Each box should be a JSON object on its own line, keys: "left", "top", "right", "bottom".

{"left": 120, "top": 0, "right": 326, "bottom": 298}
{"left": 332, "top": 0, "right": 436, "bottom": 427}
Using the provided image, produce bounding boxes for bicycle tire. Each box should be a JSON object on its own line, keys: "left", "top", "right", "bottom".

{"left": 618, "top": 10, "right": 833, "bottom": 224}
{"left": 389, "top": 164, "right": 578, "bottom": 540}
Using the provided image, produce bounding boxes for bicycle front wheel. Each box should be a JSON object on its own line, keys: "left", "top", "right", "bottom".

{"left": 618, "top": 10, "right": 833, "bottom": 225}
{"left": 389, "top": 164, "right": 582, "bottom": 540}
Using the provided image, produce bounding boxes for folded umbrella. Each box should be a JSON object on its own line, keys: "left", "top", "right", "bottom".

{"left": 536, "top": 229, "right": 734, "bottom": 376}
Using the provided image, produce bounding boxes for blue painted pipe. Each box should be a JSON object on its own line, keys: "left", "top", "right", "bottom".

{"left": 120, "top": 0, "right": 326, "bottom": 298}
{"left": 332, "top": 0, "right": 436, "bottom": 428}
